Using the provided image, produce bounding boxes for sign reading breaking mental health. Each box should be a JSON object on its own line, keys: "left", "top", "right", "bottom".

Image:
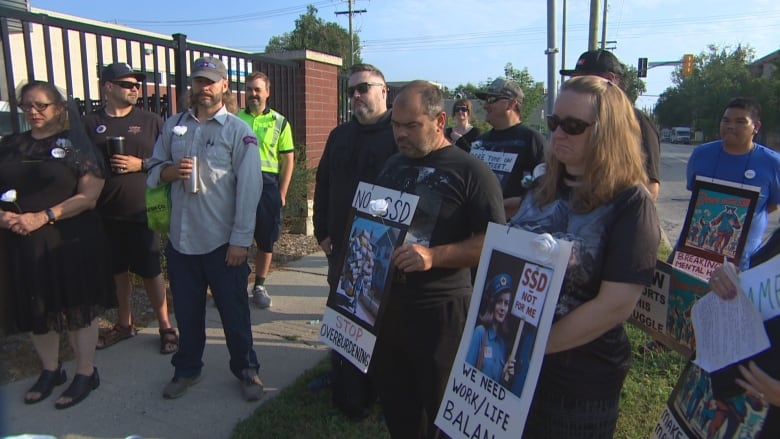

{"left": 672, "top": 176, "right": 759, "bottom": 281}
{"left": 435, "top": 223, "right": 572, "bottom": 439}
{"left": 319, "top": 182, "right": 419, "bottom": 372}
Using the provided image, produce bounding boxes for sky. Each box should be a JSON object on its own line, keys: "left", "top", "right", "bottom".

{"left": 30, "top": 0, "right": 780, "bottom": 111}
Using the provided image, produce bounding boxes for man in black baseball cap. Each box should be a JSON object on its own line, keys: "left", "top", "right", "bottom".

{"left": 100, "top": 62, "right": 146, "bottom": 84}
{"left": 561, "top": 49, "right": 661, "bottom": 201}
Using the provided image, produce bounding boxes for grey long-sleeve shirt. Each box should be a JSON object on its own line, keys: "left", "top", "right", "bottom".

{"left": 147, "top": 106, "right": 262, "bottom": 255}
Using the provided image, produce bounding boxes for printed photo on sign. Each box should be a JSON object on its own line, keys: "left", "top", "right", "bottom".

{"left": 330, "top": 215, "right": 402, "bottom": 327}
{"left": 653, "top": 361, "right": 768, "bottom": 439}
{"left": 464, "top": 250, "right": 543, "bottom": 398}
{"left": 435, "top": 223, "right": 572, "bottom": 439}
{"left": 673, "top": 177, "right": 759, "bottom": 280}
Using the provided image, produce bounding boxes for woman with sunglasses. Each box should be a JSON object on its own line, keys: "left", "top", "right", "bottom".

{"left": 508, "top": 76, "right": 659, "bottom": 438}
{"left": 445, "top": 98, "right": 480, "bottom": 152}
{"left": 0, "top": 80, "right": 114, "bottom": 409}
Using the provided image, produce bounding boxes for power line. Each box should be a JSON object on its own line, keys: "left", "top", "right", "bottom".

{"left": 118, "top": 1, "right": 338, "bottom": 26}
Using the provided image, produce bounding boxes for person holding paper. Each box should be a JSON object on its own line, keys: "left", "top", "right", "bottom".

{"left": 710, "top": 261, "right": 780, "bottom": 437}
{"left": 508, "top": 76, "right": 660, "bottom": 437}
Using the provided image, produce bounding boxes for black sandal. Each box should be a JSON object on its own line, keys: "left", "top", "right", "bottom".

{"left": 54, "top": 367, "right": 100, "bottom": 410}
{"left": 24, "top": 363, "right": 67, "bottom": 404}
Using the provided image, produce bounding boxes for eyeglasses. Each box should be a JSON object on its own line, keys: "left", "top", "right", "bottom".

{"left": 19, "top": 102, "right": 53, "bottom": 113}
{"left": 484, "top": 96, "right": 509, "bottom": 104}
{"left": 453, "top": 106, "right": 469, "bottom": 113}
{"left": 111, "top": 80, "right": 142, "bottom": 90}
{"left": 546, "top": 114, "right": 593, "bottom": 135}
{"left": 347, "top": 82, "right": 384, "bottom": 96}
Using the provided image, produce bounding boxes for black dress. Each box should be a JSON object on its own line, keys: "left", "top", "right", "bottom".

{"left": 445, "top": 126, "right": 481, "bottom": 152}
{"left": 0, "top": 130, "right": 114, "bottom": 334}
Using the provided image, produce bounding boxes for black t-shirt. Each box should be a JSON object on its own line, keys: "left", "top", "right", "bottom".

{"left": 445, "top": 126, "right": 481, "bottom": 153}
{"left": 635, "top": 109, "right": 661, "bottom": 184}
{"left": 470, "top": 123, "right": 546, "bottom": 199}
{"left": 510, "top": 184, "right": 660, "bottom": 398}
{"left": 83, "top": 107, "right": 162, "bottom": 222}
{"left": 376, "top": 145, "right": 505, "bottom": 304}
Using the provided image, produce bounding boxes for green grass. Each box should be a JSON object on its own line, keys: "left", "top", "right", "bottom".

{"left": 232, "top": 360, "right": 390, "bottom": 439}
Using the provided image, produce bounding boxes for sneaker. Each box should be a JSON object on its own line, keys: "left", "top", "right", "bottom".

{"left": 241, "top": 369, "right": 265, "bottom": 401}
{"left": 162, "top": 374, "right": 203, "bottom": 399}
{"left": 252, "top": 285, "right": 272, "bottom": 309}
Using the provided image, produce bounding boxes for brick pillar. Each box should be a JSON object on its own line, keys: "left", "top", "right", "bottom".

{"left": 266, "top": 50, "right": 342, "bottom": 234}
{"left": 266, "top": 49, "right": 342, "bottom": 169}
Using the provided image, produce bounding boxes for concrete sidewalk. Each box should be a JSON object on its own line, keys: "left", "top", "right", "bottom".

{"left": 2, "top": 252, "right": 331, "bottom": 439}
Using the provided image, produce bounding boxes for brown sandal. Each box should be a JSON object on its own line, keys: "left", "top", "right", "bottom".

{"left": 159, "top": 328, "right": 179, "bottom": 355}
{"left": 96, "top": 324, "right": 137, "bottom": 350}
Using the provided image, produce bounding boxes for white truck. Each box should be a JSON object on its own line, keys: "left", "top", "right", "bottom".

{"left": 671, "top": 126, "right": 692, "bottom": 144}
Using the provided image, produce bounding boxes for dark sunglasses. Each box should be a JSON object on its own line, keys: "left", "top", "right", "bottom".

{"left": 19, "top": 102, "right": 53, "bottom": 113}
{"left": 112, "top": 80, "right": 142, "bottom": 90}
{"left": 453, "top": 106, "right": 469, "bottom": 113}
{"left": 347, "top": 82, "right": 384, "bottom": 95}
{"left": 546, "top": 114, "right": 592, "bottom": 135}
{"left": 484, "top": 96, "right": 509, "bottom": 104}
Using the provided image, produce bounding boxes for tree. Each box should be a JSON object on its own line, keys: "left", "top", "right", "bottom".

{"left": 503, "top": 63, "right": 546, "bottom": 124}
{"left": 654, "top": 45, "right": 758, "bottom": 140}
{"left": 621, "top": 65, "right": 646, "bottom": 104}
{"left": 265, "top": 5, "right": 361, "bottom": 71}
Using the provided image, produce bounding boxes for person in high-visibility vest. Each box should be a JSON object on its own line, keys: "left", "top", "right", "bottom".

{"left": 238, "top": 71, "right": 294, "bottom": 309}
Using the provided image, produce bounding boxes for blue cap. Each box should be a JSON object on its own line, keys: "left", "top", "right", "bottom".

{"left": 486, "top": 273, "right": 513, "bottom": 299}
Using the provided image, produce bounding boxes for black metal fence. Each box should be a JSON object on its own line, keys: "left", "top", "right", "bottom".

{"left": 0, "top": 6, "right": 299, "bottom": 135}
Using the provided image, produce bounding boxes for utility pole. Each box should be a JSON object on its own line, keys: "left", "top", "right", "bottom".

{"left": 546, "top": 0, "right": 558, "bottom": 125}
{"left": 600, "top": 0, "right": 608, "bottom": 50}
{"left": 335, "top": 0, "right": 366, "bottom": 67}
{"left": 588, "top": 0, "right": 599, "bottom": 50}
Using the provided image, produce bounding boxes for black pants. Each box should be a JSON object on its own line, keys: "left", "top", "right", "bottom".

{"left": 371, "top": 292, "right": 469, "bottom": 439}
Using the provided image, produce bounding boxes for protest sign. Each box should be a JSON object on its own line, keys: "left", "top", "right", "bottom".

{"left": 672, "top": 176, "right": 759, "bottom": 281}
{"left": 434, "top": 223, "right": 572, "bottom": 439}
{"left": 319, "top": 182, "right": 419, "bottom": 372}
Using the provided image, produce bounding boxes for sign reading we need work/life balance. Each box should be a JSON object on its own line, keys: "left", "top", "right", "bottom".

{"left": 435, "top": 223, "right": 572, "bottom": 439}
{"left": 319, "top": 182, "right": 418, "bottom": 373}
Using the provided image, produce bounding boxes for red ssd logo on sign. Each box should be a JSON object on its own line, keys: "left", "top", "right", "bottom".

{"left": 511, "top": 263, "right": 552, "bottom": 326}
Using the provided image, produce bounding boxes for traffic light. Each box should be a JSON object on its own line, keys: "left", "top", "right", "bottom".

{"left": 682, "top": 54, "right": 694, "bottom": 77}
{"left": 637, "top": 57, "right": 648, "bottom": 78}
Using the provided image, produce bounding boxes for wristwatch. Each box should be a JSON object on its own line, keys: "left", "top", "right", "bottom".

{"left": 45, "top": 208, "right": 56, "bottom": 224}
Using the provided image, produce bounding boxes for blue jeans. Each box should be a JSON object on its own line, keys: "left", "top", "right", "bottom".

{"left": 165, "top": 242, "right": 259, "bottom": 379}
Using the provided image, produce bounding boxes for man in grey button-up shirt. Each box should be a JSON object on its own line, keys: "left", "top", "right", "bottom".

{"left": 146, "top": 56, "right": 265, "bottom": 401}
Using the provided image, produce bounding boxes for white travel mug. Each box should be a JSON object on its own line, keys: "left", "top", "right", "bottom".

{"left": 185, "top": 156, "right": 199, "bottom": 193}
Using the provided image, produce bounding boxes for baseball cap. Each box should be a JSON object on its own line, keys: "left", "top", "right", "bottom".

{"left": 475, "top": 78, "right": 525, "bottom": 102}
{"left": 560, "top": 49, "right": 625, "bottom": 77}
{"left": 100, "top": 62, "right": 145, "bottom": 83}
{"left": 192, "top": 56, "right": 227, "bottom": 82}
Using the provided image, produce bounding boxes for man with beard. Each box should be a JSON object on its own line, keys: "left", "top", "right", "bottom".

{"left": 238, "top": 71, "right": 294, "bottom": 309}
{"left": 371, "top": 80, "right": 504, "bottom": 438}
{"left": 146, "top": 57, "right": 264, "bottom": 401}
{"left": 471, "top": 78, "right": 547, "bottom": 218}
{"left": 83, "top": 63, "right": 178, "bottom": 354}
{"left": 313, "top": 63, "right": 397, "bottom": 419}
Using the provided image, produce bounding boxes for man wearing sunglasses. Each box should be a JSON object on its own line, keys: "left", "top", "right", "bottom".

{"left": 313, "top": 63, "right": 398, "bottom": 420}
{"left": 83, "top": 63, "right": 178, "bottom": 355}
{"left": 471, "top": 78, "right": 547, "bottom": 218}
{"left": 560, "top": 49, "right": 661, "bottom": 201}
